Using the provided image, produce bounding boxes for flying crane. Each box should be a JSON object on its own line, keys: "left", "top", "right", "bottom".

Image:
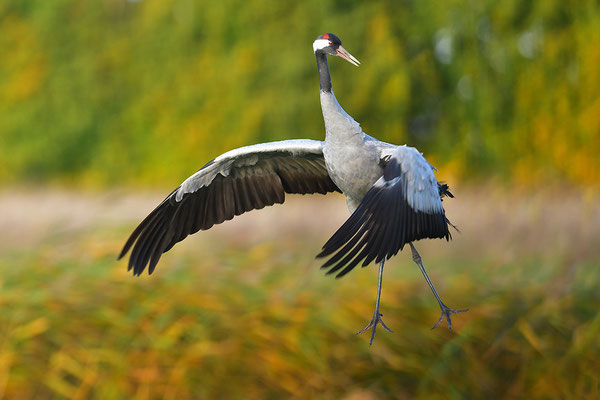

{"left": 119, "top": 33, "right": 467, "bottom": 345}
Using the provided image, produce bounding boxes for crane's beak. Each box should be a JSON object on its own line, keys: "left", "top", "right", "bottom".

{"left": 336, "top": 46, "right": 360, "bottom": 67}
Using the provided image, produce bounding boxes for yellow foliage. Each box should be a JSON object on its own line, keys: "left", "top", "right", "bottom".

{"left": 11, "top": 317, "right": 49, "bottom": 341}
{"left": 0, "top": 16, "right": 46, "bottom": 103}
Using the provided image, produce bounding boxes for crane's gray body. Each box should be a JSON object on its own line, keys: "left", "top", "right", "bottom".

{"left": 320, "top": 90, "right": 390, "bottom": 211}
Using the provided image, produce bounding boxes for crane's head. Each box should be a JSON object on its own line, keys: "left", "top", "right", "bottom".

{"left": 313, "top": 33, "right": 360, "bottom": 66}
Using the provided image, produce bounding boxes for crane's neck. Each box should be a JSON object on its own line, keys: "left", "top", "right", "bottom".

{"left": 316, "top": 52, "right": 333, "bottom": 92}
{"left": 315, "top": 52, "right": 362, "bottom": 142}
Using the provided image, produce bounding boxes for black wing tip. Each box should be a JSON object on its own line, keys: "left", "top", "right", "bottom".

{"left": 321, "top": 263, "right": 352, "bottom": 279}
{"left": 319, "top": 217, "right": 450, "bottom": 277}
{"left": 316, "top": 248, "right": 332, "bottom": 259}
{"left": 446, "top": 217, "right": 460, "bottom": 234}
{"left": 318, "top": 195, "right": 452, "bottom": 277}
{"left": 132, "top": 269, "right": 152, "bottom": 277}
{"left": 438, "top": 182, "right": 454, "bottom": 199}
{"left": 334, "top": 271, "right": 348, "bottom": 279}
{"left": 117, "top": 242, "right": 132, "bottom": 260}
{"left": 130, "top": 261, "right": 156, "bottom": 276}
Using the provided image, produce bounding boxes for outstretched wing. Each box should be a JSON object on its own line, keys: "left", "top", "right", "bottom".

{"left": 317, "top": 145, "right": 451, "bottom": 278}
{"left": 120, "top": 139, "right": 340, "bottom": 276}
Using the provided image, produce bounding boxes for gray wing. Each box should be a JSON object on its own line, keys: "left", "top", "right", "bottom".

{"left": 119, "top": 139, "right": 340, "bottom": 276}
{"left": 317, "top": 145, "right": 451, "bottom": 278}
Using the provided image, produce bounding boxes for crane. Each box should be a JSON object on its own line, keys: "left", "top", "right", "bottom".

{"left": 119, "top": 33, "right": 467, "bottom": 345}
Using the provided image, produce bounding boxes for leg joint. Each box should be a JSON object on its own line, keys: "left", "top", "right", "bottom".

{"left": 411, "top": 249, "right": 422, "bottom": 264}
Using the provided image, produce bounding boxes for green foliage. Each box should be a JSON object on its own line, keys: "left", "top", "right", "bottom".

{"left": 0, "top": 0, "right": 599, "bottom": 187}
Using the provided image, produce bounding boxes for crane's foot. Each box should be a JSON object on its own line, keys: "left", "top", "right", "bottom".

{"left": 357, "top": 310, "right": 393, "bottom": 346}
{"left": 431, "top": 303, "right": 468, "bottom": 330}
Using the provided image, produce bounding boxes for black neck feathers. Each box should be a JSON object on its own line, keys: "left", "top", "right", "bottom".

{"left": 315, "top": 52, "right": 332, "bottom": 92}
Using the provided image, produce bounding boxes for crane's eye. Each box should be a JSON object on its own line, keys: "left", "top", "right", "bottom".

{"left": 329, "top": 41, "right": 333, "bottom": 46}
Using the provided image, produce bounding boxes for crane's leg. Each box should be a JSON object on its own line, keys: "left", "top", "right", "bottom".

{"left": 409, "top": 242, "right": 468, "bottom": 330}
{"left": 357, "top": 260, "right": 393, "bottom": 345}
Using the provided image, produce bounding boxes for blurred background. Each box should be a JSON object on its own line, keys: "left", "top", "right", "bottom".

{"left": 0, "top": 0, "right": 599, "bottom": 399}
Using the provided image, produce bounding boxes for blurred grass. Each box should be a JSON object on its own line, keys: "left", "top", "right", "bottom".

{"left": 0, "top": 187, "right": 599, "bottom": 399}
